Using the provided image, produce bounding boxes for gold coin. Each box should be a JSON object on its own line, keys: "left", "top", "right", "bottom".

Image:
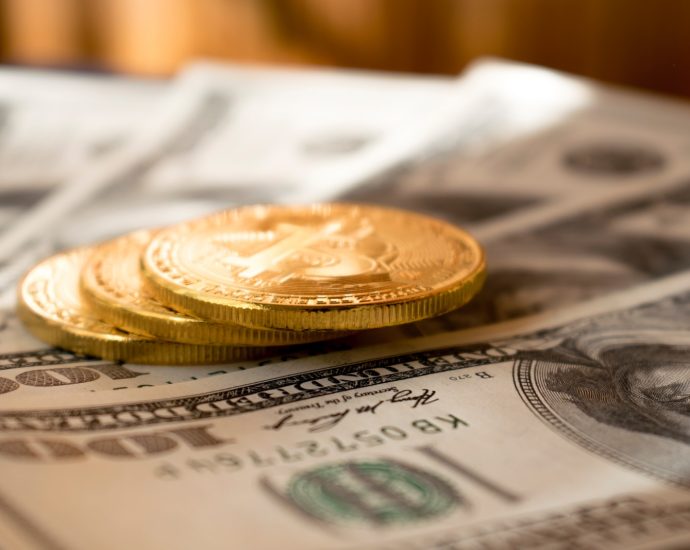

{"left": 16, "top": 247, "right": 272, "bottom": 365}
{"left": 141, "top": 203, "right": 486, "bottom": 330}
{"left": 80, "top": 230, "right": 347, "bottom": 345}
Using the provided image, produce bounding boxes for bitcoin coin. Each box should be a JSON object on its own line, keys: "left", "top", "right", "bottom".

{"left": 17, "top": 248, "right": 272, "bottom": 364}
{"left": 142, "top": 203, "right": 486, "bottom": 330}
{"left": 81, "top": 230, "right": 346, "bottom": 345}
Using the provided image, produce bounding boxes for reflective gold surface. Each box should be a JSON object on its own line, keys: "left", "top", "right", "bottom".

{"left": 81, "top": 230, "right": 346, "bottom": 345}
{"left": 17, "top": 248, "right": 271, "bottom": 364}
{"left": 142, "top": 203, "right": 486, "bottom": 330}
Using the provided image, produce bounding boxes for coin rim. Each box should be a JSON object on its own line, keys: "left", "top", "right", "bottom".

{"left": 16, "top": 248, "right": 273, "bottom": 365}
{"left": 143, "top": 265, "right": 486, "bottom": 330}
{"left": 80, "top": 231, "right": 349, "bottom": 346}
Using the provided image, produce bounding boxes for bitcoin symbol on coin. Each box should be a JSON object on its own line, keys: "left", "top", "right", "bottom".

{"left": 212, "top": 218, "right": 393, "bottom": 285}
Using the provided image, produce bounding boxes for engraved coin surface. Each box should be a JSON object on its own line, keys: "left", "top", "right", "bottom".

{"left": 81, "top": 230, "right": 345, "bottom": 345}
{"left": 17, "top": 248, "right": 269, "bottom": 364}
{"left": 142, "top": 204, "right": 486, "bottom": 330}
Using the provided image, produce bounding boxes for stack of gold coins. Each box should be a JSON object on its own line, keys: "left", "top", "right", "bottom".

{"left": 16, "top": 203, "right": 486, "bottom": 365}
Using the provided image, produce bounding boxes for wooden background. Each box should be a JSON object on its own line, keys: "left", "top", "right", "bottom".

{"left": 1, "top": 0, "right": 688, "bottom": 98}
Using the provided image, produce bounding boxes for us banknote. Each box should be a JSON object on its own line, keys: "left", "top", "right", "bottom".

{"left": 0, "top": 62, "right": 460, "bottom": 303}
{"left": 0, "top": 68, "right": 162, "bottom": 292}
{"left": 0, "top": 268, "right": 687, "bottom": 549}
{"left": 345, "top": 59, "right": 690, "bottom": 228}
{"left": 0, "top": 67, "right": 161, "bottom": 215}
{"left": 140, "top": 62, "right": 457, "bottom": 202}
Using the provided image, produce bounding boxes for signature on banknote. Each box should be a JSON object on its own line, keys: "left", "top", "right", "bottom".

{"left": 264, "top": 388, "right": 439, "bottom": 432}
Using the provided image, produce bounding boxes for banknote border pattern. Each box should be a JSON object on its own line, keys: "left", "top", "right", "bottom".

{"left": 0, "top": 346, "right": 510, "bottom": 432}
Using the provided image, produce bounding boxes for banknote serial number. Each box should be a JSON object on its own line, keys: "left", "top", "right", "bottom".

{"left": 154, "top": 412, "right": 467, "bottom": 480}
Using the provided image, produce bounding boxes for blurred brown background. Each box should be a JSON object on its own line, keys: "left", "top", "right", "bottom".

{"left": 0, "top": 0, "right": 688, "bottom": 97}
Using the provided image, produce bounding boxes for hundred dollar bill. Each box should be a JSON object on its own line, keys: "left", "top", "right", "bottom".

{"left": 0, "top": 68, "right": 162, "bottom": 291}
{"left": 0, "top": 67, "right": 161, "bottom": 217}
{"left": 344, "top": 58, "right": 690, "bottom": 228}
{"left": 0, "top": 270, "right": 687, "bottom": 548}
{"left": 140, "top": 62, "right": 456, "bottom": 203}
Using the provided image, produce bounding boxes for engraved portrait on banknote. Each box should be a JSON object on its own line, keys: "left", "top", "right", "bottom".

{"left": 514, "top": 292, "right": 690, "bottom": 487}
